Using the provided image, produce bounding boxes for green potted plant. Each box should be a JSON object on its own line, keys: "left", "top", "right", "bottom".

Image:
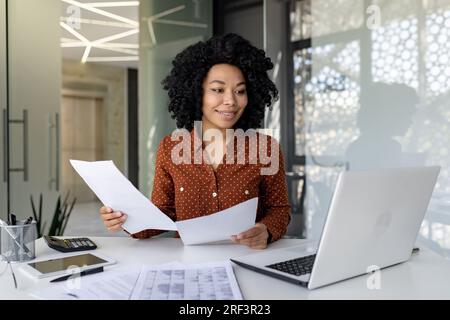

{"left": 30, "top": 192, "right": 77, "bottom": 237}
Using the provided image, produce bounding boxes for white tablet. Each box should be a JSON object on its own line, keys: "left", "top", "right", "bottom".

{"left": 21, "top": 252, "right": 116, "bottom": 279}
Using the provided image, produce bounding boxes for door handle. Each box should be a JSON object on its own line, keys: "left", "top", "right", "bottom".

{"left": 2, "top": 109, "right": 7, "bottom": 182}
{"left": 9, "top": 109, "right": 28, "bottom": 181}
{"left": 55, "top": 112, "right": 60, "bottom": 191}
{"left": 48, "top": 112, "right": 60, "bottom": 191}
{"left": 23, "top": 109, "right": 28, "bottom": 181}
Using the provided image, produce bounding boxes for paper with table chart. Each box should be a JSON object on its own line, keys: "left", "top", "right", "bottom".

{"left": 30, "top": 261, "right": 243, "bottom": 300}
{"left": 70, "top": 160, "right": 258, "bottom": 245}
{"left": 130, "top": 261, "right": 243, "bottom": 300}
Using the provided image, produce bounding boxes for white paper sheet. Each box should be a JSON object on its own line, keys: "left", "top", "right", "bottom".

{"left": 176, "top": 198, "right": 258, "bottom": 245}
{"left": 70, "top": 160, "right": 176, "bottom": 233}
{"left": 70, "top": 160, "right": 258, "bottom": 244}
{"left": 130, "top": 261, "right": 243, "bottom": 300}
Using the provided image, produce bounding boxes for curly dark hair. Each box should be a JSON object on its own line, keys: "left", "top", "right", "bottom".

{"left": 162, "top": 33, "right": 278, "bottom": 131}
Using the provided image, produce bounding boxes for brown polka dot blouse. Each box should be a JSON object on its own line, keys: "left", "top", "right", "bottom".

{"left": 131, "top": 129, "right": 291, "bottom": 243}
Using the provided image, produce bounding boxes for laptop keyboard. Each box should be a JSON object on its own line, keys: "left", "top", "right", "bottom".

{"left": 266, "top": 254, "right": 316, "bottom": 276}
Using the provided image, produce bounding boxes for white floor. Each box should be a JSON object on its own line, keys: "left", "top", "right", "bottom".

{"left": 63, "top": 201, "right": 127, "bottom": 237}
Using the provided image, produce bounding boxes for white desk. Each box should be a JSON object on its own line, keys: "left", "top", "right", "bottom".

{"left": 1, "top": 237, "right": 450, "bottom": 300}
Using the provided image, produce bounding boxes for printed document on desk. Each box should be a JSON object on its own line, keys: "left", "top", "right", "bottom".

{"left": 130, "top": 261, "right": 243, "bottom": 300}
{"left": 70, "top": 160, "right": 258, "bottom": 244}
{"left": 30, "top": 262, "right": 241, "bottom": 300}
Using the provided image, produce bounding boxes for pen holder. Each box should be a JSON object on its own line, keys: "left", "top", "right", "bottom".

{"left": 0, "top": 221, "right": 36, "bottom": 263}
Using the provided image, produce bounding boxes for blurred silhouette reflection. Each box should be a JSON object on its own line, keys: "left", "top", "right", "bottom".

{"left": 346, "top": 82, "right": 419, "bottom": 170}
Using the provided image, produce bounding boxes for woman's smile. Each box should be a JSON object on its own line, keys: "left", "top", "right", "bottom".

{"left": 215, "top": 109, "right": 238, "bottom": 121}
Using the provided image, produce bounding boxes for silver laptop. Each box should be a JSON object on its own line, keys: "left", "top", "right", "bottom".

{"left": 231, "top": 166, "right": 440, "bottom": 289}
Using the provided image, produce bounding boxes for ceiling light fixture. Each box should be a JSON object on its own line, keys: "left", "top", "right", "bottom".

{"left": 96, "top": 46, "right": 138, "bottom": 55}
{"left": 60, "top": 0, "right": 139, "bottom": 64}
{"left": 81, "top": 45, "right": 92, "bottom": 63}
{"left": 60, "top": 42, "right": 138, "bottom": 55}
{"left": 60, "top": 21, "right": 90, "bottom": 44}
{"left": 144, "top": 5, "right": 185, "bottom": 45}
{"left": 91, "top": 28, "right": 139, "bottom": 45}
{"left": 61, "top": 22, "right": 138, "bottom": 63}
{"left": 62, "top": 0, "right": 138, "bottom": 27}
{"left": 61, "top": 41, "right": 138, "bottom": 49}
{"left": 60, "top": 16, "right": 135, "bottom": 28}
{"left": 83, "top": 1, "right": 139, "bottom": 8}
{"left": 143, "top": 5, "right": 209, "bottom": 46}
{"left": 86, "top": 56, "right": 139, "bottom": 62}
{"left": 154, "top": 19, "right": 207, "bottom": 28}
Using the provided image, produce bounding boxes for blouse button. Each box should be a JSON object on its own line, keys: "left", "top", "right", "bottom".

{"left": 212, "top": 192, "right": 217, "bottom": 198}
{"left": 244, "top": 190, "right": 249, "bottom": 195}
{"left": 180, "top": 187, "right": 184, "bottom": 192}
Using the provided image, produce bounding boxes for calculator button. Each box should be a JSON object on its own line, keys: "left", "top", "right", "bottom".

{"left": 65, "top": 242, "right": 73, "bottom": 248}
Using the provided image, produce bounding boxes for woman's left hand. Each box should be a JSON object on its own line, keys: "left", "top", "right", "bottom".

{"left": 231, "top": 223, "right": 269, "bottom": 249}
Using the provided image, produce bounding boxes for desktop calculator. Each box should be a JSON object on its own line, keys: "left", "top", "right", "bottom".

{"left": 43, "top": 236, "right": 97, "bottom": 253}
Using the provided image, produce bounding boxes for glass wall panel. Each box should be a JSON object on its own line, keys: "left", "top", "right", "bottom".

{"left": 7, "top": 0, "right": 61, "bottom": 223}
{"left": 0, "top": 0, "right": 6, "bottom": 220}
{"left": 139, "top": 0, "right": 212, "bottom": 196}
{"left": 301, "top": 0, "right": 450, "bottom": 256}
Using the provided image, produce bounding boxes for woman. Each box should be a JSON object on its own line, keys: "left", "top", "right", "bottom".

{"left": 99, "top": 33, "right": 291, "bottom": 249}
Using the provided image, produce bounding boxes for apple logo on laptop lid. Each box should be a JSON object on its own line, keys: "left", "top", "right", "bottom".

{"left": 374, "top": 211, "right": 393, "bottom": 236}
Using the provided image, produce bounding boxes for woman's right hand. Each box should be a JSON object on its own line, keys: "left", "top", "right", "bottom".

{"left": 99, "top": 206, "right": 127, "bottom": 232}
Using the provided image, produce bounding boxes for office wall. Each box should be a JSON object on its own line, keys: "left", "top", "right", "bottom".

{"left": 139, "top": 0, "right": 212, "bottom": 196}
{"left": 62, "top": 59, "right": 126, "bottom": 174}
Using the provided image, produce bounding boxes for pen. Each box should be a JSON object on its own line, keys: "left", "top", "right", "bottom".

{"left": 10, "top": 213, "right": 17, "bottom": 226}
{"left": 50, "top": 266, "right": 104, "bottom": 283}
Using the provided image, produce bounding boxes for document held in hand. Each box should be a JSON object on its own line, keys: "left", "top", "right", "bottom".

{"left": 70, "top": 160, "right": 258, "bottom": 245}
